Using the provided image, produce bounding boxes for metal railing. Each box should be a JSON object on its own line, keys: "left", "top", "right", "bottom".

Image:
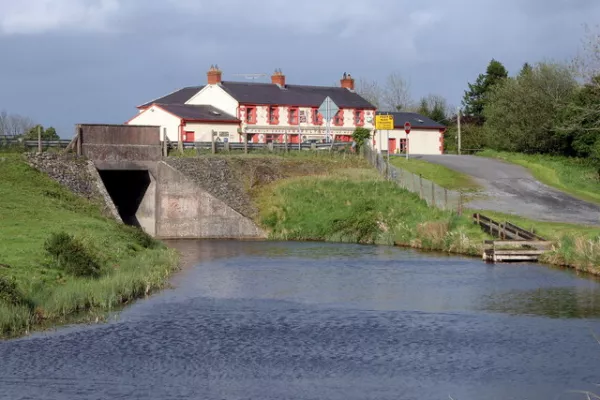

{"left": 167, "top": 141, "right": 350, "bottom": 153}
{"left": 363, "top": 145, "right": 464, "bottom": 212}
{"left": 0, "top": 137, "right": 71, "bottom": 148}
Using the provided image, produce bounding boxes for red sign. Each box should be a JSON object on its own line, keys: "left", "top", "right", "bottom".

{"left": 404, "top": 122, "right": 411, "bottom": 134}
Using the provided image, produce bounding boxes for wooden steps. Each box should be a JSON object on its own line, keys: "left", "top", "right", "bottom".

{"left": 473, "top": 214, "right": 552, "bottom": 263}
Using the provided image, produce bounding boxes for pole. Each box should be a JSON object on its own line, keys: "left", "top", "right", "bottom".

{"left": 163, "top": 127, "right": 167, "bottom": 157}
{"left": 457, "top": 107, "right": 462, "bottom": 155}
{"left": 244, "top": 131, "right": 248, "bottom": 154}
{"left": 211, "top": 129, "right": 216, "bottom": 154}
{"left": 406, "top": 135, "right": 409, "bottom": 160}
{"left": 37, "top": 125, "right": 42, "bottom": 154}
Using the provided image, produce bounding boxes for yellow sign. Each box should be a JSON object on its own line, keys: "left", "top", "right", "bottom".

{"left": 375, "top": 115, "right": 394, "bottom": 130}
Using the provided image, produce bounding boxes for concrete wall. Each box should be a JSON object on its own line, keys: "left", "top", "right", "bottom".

{"left": 155, "top": 162, "right": 266, "bottom": 239}
{"left": 79, "top": 124, "right": 163, "bottom": 162}
{"left": 136, "top": 172, "right": 156, "bottom": 236}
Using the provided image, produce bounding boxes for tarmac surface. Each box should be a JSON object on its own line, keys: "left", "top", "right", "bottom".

{"left": 414, "top": 154, "right": 600, "bottom": 226}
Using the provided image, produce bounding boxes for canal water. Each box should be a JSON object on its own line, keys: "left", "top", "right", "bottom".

{"left": 2, "top": 240, "right": 600, "bottom": 400}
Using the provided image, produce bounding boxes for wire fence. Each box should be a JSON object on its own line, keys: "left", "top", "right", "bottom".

{"left": 363, "top": 145, "right": 464, "bottom": 213}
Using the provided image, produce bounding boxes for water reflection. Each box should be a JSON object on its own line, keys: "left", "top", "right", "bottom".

{"left": 482, "top": 286, "right": 600, "bottom": 319}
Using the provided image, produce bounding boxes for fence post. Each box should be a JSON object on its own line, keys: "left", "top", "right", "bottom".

{"left": 431, "top": 181, "right": 435, "bottom": 207}
{"left": 244, "top": 134, "right": 248, "bottom": 154}
{"left": 211, "top": 131, "right": 216, "bottom": 154}
{"left": 76, "top": 127, "right": 82, "bottom": 156}
{"left": 444, "top": 188, "right": 448, "bottom": 210}
{"left": 37, "top": 125, "right": 42, "bottom": 154}
{"left": 163, "top": 128, "right": 168, "bottom": 157}
{"left": 458, "top": 192, "right": 463, "bottom": 216}
{"left": 419, "top": 175, "right": 423, "bottom": 200}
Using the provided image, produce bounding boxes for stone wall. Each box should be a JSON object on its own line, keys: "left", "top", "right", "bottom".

{"left": 25, "top": 153, "right": 121, "bottom": 221}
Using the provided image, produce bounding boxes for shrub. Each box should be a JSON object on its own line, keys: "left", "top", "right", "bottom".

{"left": 44, "top": 232, "right": 102, "bottom": 278}
{"left": 0, "top": 276, "right": 29, "bottom": 307}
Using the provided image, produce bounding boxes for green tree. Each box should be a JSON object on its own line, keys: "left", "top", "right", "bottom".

{"left": 462, "top": 59, "right": 508, "bottom": 123}
{"left": 417, "top": 94, "right": 448, "bottom": 122}
{"left": 352, "top": 127, "right": 371, "bottom": 152}
{"left": 23, "top": 125, "right": 60, "bottom": 141}
{"left": 484, "top": 62, "right": 577, "bottom": 154}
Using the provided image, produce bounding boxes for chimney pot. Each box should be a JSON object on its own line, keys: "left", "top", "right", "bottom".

{"left": 207, "top": 64, "right": 222, "bottom": 85}
{"left": 272, "top": 69, "right": 286, "bottom": 87}
{"left": 340, "top": 72, "right": 355, "bottom": 90}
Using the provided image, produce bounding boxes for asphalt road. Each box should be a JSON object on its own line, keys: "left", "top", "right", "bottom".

{"left": 414, "top": 154, "right": 600, "bottom": 226}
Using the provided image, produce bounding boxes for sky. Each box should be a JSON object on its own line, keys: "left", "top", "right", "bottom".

{"left": 0, "top": 0, "right": 598, "bottom": 137}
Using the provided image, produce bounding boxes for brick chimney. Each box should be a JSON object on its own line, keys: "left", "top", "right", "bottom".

{"left": 340, "top": 72, "right": 355, "bottom": 90}
{"left": 207, "top": 64, "right": 222, "bottom": 85}
{"left": 271, "top": 68, "right": 286, "bottom": 87}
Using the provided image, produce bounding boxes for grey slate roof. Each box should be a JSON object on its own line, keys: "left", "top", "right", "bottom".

{"left": 139, "top": 86, "right": 204, "bottom": 108}
{"left": 139, "top": 82, "right": 375, "bottom": 109}
{"left": 158, "top": 104, "right": 238, "bottom": 122}
{"left": 220, "top": 81, "right": 376, "bottom": 109}
{"left": 376, "top": 111, "right": 446, "bottom": 129}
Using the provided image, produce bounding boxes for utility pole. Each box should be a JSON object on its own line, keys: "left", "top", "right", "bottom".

{"left": 457, "top": 107, "right": 462, "bottom": 155}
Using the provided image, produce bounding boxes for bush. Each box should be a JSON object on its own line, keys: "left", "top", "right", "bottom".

{"left": 44, "top": 232, "right": 102, "bottom": 278}
{"left": 0, "top": 276, "right": 29, "bottom": 307}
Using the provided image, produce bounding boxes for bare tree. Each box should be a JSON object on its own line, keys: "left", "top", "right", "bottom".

{"left": 0, "top": 110, "right": 35, "bottom": 137}
{"left": 355, "top": 78, "right": 383, "bottom": 109}
{"left": 381, "top": 72, "right": 413, "bottom": 111}
{"left": 573, "top": 24, "right": 600, "bottom": 87}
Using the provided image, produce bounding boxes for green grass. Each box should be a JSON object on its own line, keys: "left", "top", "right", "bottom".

{"left": 478, "top": 150, "right": 600, "bottom": 205}
{"left": 0, "top": 153, "right": 179, "bottom": 338}
{"left": 389, "top": 156, "right": 480, "bottom": 192}
{"left": 255, "top": 167, "right": 488, "bottom": 255}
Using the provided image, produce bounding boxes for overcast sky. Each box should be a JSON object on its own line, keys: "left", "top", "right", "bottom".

{"left": 0, "top": 0, "right": 598, "bottom": 136}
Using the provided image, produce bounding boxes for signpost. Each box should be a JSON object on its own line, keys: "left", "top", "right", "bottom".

{"left": 404, "top": 122, "right": 411, "bottom": 160}
{"left": 375, "top": 114, "right": 394, "bottom": 159}
{"left": 318, "top": 96, "right": 339, "bottom": 143}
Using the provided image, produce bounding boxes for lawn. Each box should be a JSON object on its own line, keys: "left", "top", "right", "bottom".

{"left": 389, "top": 155, "right": 480, "bottom": 192}
{"left": 0, "top": 153, "right": 179, "bottom": 338}
{"left": 478, "top": 150, "right": 600, "bottom": 205}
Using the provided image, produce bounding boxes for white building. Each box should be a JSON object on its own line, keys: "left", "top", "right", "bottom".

{"left": 373, "top": 111, "right": 447, "bottom": 155}
{"left": 127, "top": 66, "right": 377, "bottom": 144}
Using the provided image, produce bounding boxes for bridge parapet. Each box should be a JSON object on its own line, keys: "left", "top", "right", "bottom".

{"left": 72, "top": 124, "right": 162, "bottom": 162}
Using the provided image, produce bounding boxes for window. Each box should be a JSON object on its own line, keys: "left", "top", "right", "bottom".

{"left": 288, "top": 107, "right": 299, "bottom": 125}
{"left": 354, "top": 110, "right": 364, "bottom": 126}
{"left": 311, "top": 108, "right": 323, "bottom": 125}
{"left": 400, "top": 138, "right": 407, "bottom": 153}
{"left": 333, "top": 109, "right": 344, "bottom": 126}
{"left": 268, "top": 106, "right": 279, "bottom": 125}
{"left": 245, "top": 107, "right": 257, "bottom": 124}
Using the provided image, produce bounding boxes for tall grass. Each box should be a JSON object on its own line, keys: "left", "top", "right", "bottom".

{"left": 0, "top": 153, "right": 179, "bottom": 338}
{"left": 255, "top": 168, "right": 487, "bottom": 255}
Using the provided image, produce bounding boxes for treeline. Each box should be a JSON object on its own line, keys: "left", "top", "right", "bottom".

{"left": 446, "top": 28, "right": 600, "bottom": 158}
{"left": 0, "top": 110, "right": 59, "bottom": 140}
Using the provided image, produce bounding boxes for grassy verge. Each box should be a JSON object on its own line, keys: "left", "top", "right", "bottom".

{"left": 0, "top": 154, "right": 179, "bottom": 338}
{"left": 470, "top": 209, "right": 600, "bottom": 275}
{"left": 478, "top": 150, "right": 600, "bottom": 205}
{"left": 254, "top": 166, "right": 488, "bottom": 255}
{"left": 389, "top": 156, "right": 480, "bottom": 192}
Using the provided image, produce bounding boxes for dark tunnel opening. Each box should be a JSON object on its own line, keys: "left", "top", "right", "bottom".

{"left": 98, "top": 169, "right": 151, "bottom": 227}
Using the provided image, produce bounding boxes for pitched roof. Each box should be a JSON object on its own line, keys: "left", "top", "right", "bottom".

{"left": 138, "top": 86, "right": 204, "bottom": 108}
{"left": 219, "top": 81, "right": 376, "bottom": 109}
{"left": 376, "top": 111, "right": 446, "bottom": 129}
{"left": 157, "top": 104, "right": 238, "bottom": 122}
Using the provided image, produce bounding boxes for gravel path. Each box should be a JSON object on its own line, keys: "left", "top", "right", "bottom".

{"left": 414, "top": 155, "right": 600, "bottom": 226}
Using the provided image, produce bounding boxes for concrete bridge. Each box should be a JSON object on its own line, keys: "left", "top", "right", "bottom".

{"left": 70, "top": 124, "right": 264, "bottom": 239}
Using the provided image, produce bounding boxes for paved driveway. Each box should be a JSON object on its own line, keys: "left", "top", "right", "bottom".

{"left": 413, "top": 155, "right": 600, "bottom": 226}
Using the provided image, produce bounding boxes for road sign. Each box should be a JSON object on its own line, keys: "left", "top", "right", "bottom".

{"left": 375, "top": 114, "right": 394, "bottom": 130}
{"left": 318, "top": 97, "right": 339, "bottom": 121}
{"left": 404, "top": 122, "right": 411, "bottom": 134}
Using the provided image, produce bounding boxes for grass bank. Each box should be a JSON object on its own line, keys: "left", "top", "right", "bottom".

{"left": 0, "top": 154, "right": 179, "bottom": 339}
{"left": 254, "top": 165, "right": 488, "bottom": 255}
{"left": 478, "top": 150, "right": 600, "bottom": 205}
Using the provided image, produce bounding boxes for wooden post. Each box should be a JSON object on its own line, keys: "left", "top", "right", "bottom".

{"left": 178, "top": 128, "right": 184, "bottom": 155}
{"left": 163, "top": 128, "right": 168, "bottom": 157}
{"left": 244, "top": 133, "right": 248, "bottom": 154}
{"left": 431, "top": 181, "right": 435, "bottom": 207}
{"left": 444, "top": 188, "right": 448, "bottom": 210}
{"left": 76, "top": 126, "right": 82, "bottom": 156}
{"left": 37, "top": 125, "right": 42, "bottom": 154}
{"left": 419, "top": 175, "right": 423, "bottom": 200}
{"left": 284, "top": 132, "right": 288, "bottom": 154}
{"left": 211, "top": 130, "right": 216, "bottom": 154}
{"left": 458, "top": 192, "right": 463, "bottom": 216}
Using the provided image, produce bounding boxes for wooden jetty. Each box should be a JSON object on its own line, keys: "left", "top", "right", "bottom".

{"left": 473, "top": 213, "right": 552, "bottom": 263}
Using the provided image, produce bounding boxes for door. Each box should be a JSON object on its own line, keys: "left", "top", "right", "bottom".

{"left": 388, "top": 138, "right": 396, "bottom": 154}
{"left": 184, "top": 131, "right": 195, "bottom": 142}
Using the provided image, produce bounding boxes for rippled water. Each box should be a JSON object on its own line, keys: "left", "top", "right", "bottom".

{"left": 2, "top": 240, "right": 600, "bottom": 400}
